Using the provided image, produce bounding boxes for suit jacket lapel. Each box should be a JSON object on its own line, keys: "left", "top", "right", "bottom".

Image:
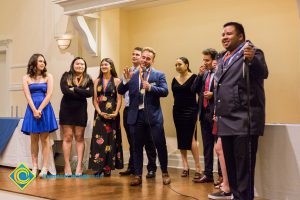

{"left": 147, "top": 68, "right": 155, "bottom": 83}
{"left": 218, "top": 50, "right": 243, "bottom": 82}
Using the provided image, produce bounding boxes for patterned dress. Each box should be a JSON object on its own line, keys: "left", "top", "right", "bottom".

{"left": 89, "top": 77, "right": 124, "bottom": 172}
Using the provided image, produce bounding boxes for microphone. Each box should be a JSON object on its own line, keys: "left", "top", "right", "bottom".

{"left": 243, "top": 41, "right": 255, "bottom": 78}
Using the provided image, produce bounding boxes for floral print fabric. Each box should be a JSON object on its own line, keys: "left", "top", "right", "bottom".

{"left": 88, "top": 77, "right": 124, "bottom": 172}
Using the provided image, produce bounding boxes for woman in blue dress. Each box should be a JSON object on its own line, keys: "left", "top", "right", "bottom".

{"left": 21, "top": 53, "right": 58, "bottom": 178}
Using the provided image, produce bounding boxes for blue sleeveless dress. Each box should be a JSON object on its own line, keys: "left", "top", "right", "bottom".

{"left": 21, "top": 83, "right": 58, "bottom": 135}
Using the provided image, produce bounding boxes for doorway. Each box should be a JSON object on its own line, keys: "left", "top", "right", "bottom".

{"left": 0, "top": 51, "right": 9, "bottom": 117}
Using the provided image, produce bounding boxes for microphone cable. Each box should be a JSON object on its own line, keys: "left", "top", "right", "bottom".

{"left": 243, "top": 53, "right": 253, "bottom": 200}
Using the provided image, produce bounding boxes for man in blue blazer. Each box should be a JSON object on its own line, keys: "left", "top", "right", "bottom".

{"left": 118, "top": 47, "right": 170, "bottom": 186}
{"left": 119, "top": 47, "right": 157, "bottom": 177}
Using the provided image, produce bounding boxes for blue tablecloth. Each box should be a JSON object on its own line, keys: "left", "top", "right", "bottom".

{"left": 0, "top": 118, "right": 20, "bottom": 153}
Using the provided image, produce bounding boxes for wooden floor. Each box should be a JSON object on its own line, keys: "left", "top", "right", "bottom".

{"left": 0, "top": 166, "right": 266, "bottom": 200}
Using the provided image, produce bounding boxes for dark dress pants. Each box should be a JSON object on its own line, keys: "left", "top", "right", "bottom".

{"left": 200, "top": 110, "right": 221, "bottom": 177}
{"left": 130, "top": 110, "right": 168, "bottom": 176}
{"left": 221, "top": 135, "right": 259, "bottom": 200}
{"left": 123, "top": 107, "right": 157, "bottom": 172}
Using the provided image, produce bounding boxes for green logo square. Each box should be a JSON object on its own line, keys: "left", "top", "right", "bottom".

{"left": 9, "top": 163, "right": 36, "bottom": 190}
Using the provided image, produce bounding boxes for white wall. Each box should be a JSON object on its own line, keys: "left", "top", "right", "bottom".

{"left": 255, "top": 124, "right": 300, "bottom": 200}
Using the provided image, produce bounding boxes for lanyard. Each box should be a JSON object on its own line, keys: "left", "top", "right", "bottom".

{"left": 223, "top": 43, "right": 244, "bottom": 66}
{"left": 102, "top": 76, "right": 112, "bottom": 96}
{"left": 139, "top": 67, "right": 152, "bottom": 82}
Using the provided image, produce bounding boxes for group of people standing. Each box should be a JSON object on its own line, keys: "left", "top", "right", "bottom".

{"left": 21, "top": 55, "right": 124, "bottom": 178}
{"left": 21, "top": 21, "right": 268, "bottom": 200}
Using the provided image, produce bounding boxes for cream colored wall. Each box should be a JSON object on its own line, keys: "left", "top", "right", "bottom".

{"left": 123, "top": 0, "right": 300, "bottom": 140}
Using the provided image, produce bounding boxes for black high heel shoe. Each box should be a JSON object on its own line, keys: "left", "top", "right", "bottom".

{"left": 181, "top": 169, "right": 189, "bottom": 177}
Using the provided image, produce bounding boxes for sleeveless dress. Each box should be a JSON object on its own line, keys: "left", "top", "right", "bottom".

{"left": 172, "top": 74, "right": 198, "bottom": 150}
{"left": 89, "top": 77, "right": 124, "bottom": 172}
{"left": 21, "top": 83, "right": 58, "bottom": 135}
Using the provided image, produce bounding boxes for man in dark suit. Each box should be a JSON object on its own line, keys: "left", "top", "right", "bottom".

{"left": 213, "top": 22, "right": 268, "bottom": 200}
{"left": 118, "top": 47, "right": 170, "bottom": 186}
{"left": 191, "top": 48, "right": 222, "bottom": 184}
{"left": 119, "top": 47, "right": 157, "bottom": 178}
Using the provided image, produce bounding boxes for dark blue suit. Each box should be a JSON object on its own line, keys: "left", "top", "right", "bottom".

{"left": 118, "top": 67, "right": 169, "bottom": 176}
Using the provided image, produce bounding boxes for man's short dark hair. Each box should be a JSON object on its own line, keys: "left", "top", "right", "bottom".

{"left": 134, "top": 47, "right": 143, "bottom": 52}
{"left": 223, "top": 22, "right": 246, "bottom": 40}
{"left": 202, "top": 48, "right": 218, "bottom": 60}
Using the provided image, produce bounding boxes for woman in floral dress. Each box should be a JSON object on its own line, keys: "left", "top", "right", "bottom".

{"left": 89, "top": 58, "right": 123, "bottom": 176}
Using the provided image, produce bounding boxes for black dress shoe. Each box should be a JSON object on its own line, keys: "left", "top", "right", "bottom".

{"left": 146, "top": 171, "right": 156, "bottom": 178}
{"left": 119, "top": 169, "right": 134, "bottom": 176}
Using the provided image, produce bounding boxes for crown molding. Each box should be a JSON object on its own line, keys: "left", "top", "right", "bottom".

{"left": 52, "top": 0, "right": 179, "bottom": 15}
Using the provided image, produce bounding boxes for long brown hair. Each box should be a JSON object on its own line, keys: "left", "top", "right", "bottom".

{"left": 27, "top": 54, "right": 47, "bottom": 78}
{"left": 98, "top": 58, "right": 118, "bottom": 79}
{"left": 66, "top": 57, "right": 91, "bottom": 87}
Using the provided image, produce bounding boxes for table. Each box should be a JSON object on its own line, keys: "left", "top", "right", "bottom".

{"left": 0, "top": 119, "right": 92, "bottom": 175}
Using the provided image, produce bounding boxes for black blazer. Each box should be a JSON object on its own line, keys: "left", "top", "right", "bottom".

{"left": 191, "top": 71, "right": 215, "bottom": 123}
{"left": 214, "top": 41, "right": 268, "bottom": 136}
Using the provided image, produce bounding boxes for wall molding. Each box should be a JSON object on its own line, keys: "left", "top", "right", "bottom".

{"left": 53, "top": 0, "right": 152, "bottom": 15}
{"left": 0, "top": 39, "right": 12, "bottom": 49}
{"left": 10, "top": 64, "right": 27, "bottom": 69}
{"left": 52, "top": 0, "right": 182, "bottom": 15}
{"left": 71, "top": 16, "right": 98, "bottom": 56}
{"left": 8, "top": 83, "right": 22, "bottom": 91}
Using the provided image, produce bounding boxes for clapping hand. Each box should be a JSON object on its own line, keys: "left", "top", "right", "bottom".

{"left": 123, "top": 66, "right": 133, "bottom": 81}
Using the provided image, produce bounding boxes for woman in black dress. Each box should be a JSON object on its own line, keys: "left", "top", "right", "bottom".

{"left": 172, "top": 57, "right": 202, "bottom": 179}
{"left": 89, "top": 58, "right": 123, "bottom": 176}
{"left": 59, "top": 57, "right": 93, "bottom": 176}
